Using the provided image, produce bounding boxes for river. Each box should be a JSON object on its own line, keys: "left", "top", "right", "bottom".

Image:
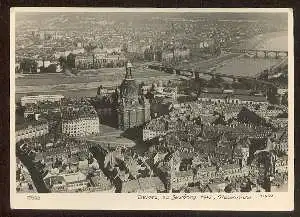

{"left": 253, "top": 31, "right": 288, "bottom": 51}
{"left": 237, "top": 31, "right": 288, "bottom": 51}
{"left": 215, "top": 31, "right": 288, "bottom": 77}
{"left": 214, "top": 55, "right": 281, "bottom": 77}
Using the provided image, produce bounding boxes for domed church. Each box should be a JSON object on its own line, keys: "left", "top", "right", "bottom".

{"left": 117, "top": 61, "right": 151, "bottom": 130}
{"left": 119, "top": 61, "right": 139, "bottom": 104}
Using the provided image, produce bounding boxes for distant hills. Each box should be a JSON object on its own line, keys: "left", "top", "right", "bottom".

{"left": 15, "top": 12, "right": 288, "bottom": 31}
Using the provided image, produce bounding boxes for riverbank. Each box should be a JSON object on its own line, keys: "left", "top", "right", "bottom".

{"left": 237, "top": 31, "right": 288, "bottom": 51}
{"left": 15, "top": 65, "right": 180, "bottom": 98}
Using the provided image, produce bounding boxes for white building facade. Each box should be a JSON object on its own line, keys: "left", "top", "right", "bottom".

{"left": 21, "top": 95, "right": 64, "bottom": 106}
{"left": 62, "top": 117, "right": 100, "bottom": 137}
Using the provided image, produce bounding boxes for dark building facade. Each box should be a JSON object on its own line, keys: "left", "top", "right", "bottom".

{"left": 90, "top": 85, "right": 119, "bottom": 127}
{"left": 144, "top": 45, "right": 162, "bottom": 62}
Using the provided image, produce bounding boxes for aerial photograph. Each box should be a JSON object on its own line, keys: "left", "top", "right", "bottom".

{"left": 14, "top": 11, "right": 289, "bottom": 194}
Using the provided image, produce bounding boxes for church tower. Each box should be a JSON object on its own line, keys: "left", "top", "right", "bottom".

{"left": 117, "top": 61, "right": 150, "bottom": 130}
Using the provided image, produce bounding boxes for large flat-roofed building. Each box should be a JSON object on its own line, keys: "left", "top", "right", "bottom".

{"left": 161, "top": 48, "right": 190, "bottom": 63}
{"left": 44, "top": 171, "right": 88, "bottom": 193}
{"left": 74, "top": 53, "right": 126, "bottom": 69}
{"left": 74, "top": 55, "right": 94, "bottom": 69}
{"left": 62, "top": 116, "right": 99, "bottom": 137}
{"left": 43, "top": 169, "right": 115, "bottom": 193}
{"left": 21, "top": 95, "right": 64, "bottom": 107}
{"left": 61, "top": 97, "right": 100, "bottom": 137}
{"left": 198, "top": 93, "right": 268, "bottom": 105}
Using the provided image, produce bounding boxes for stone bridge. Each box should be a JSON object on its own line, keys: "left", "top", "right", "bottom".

{"left": 150, "top": 64, "right": 276, "bottom": 87}
{"left": 225, "top": 48, "right": 288, "bottom": 59}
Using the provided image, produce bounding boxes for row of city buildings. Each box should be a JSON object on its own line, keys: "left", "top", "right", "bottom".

{"left": 17, "top": 95, "right": 100, "bottom": 141}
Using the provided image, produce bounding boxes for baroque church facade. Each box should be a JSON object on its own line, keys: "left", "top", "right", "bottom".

{"left": 117, "top": 61, "right": 151, "bottom": 130}
{"left": 92, "top": 61, "right": 150, "bottom": 130}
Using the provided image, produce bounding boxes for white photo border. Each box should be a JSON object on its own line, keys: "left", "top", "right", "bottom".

{"left": 10, "top": 7, "right": 294, "bottom": 211}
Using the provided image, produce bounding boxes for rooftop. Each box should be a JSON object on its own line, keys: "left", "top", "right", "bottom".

{"left": 90, "top": 175, "right": 113, "bottom": 190}
{"left": 221, "top": 163, "right": 240, "bottom": 171}
{"left": 199, "top": 92, "right": 268, "bottom": 102}
{"left": 16, "top": 119, "right": 48, "bottom": 131}
{"left": 121, "top": 177, "right": 165, "bottom": 193}
{"left": 175, "top": 170, "right": 193, "bottom": 178}
{"left": 63, "top": 171, "right": 87, "bottom": 184}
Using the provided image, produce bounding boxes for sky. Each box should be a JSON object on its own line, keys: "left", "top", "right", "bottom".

{"left": 15, "top": 11, "right": 288, "bottom": 24}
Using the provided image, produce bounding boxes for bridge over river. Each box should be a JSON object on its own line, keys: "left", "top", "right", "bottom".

{"left": 174, "top": 67, "right": 275, "bottom": 86}
{"left": 147, "top": 63, "right": 278, "bottom": 88}
{"left": 147, "top": 44, "right": 287, "bottom": 88}
{"left": 224, "top": 48, "right": 288, "bottom": 59}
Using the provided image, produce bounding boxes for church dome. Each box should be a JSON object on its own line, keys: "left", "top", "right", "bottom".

{"left": 119, "top": 60, "right": 140, "bottom": 105}
{"left": 120, "top": 78, "right": 138, "bottom": 100}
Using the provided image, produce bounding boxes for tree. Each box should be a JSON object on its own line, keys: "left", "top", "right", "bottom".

{"left": 67, "top": 53, "right": 76, "bottom": 68}
{"left": 16, "top": 168, "right": 21, "bottom": 180}
{"left": 281, "top": 93, "right": 288, "bottom": 106}
{"left": 43, "top": 64, "right": 57, "bottom": 73}
{"left": 232, "top": 81, "right": 245, "bottom": 89}
{"left": 98, "top": 42, "right": 103, "bottom": 49}
{"left": 215, "top": 46, "right": 222, "bottom": 56}
{"left": 224, "top": 82, "right": 232, "bottom": 89}
{"left": 28, "top": 183, "right": 33, "bottom": 190}
{"left": 208, "top": 76, "right": 223, "bottom": 88}
{"left": 84, "top": 42, "right": 97, "bottom": 53}
{"left": 20, "top": 58, "right": 38, "bottom": 74}
{"left": 224, "top": 184, "right": 233, "bottom": 193}
{"left": 58, "top": 56, "right": 67, "bottom": 68}
{"left": 121, "top": 43, "right": 128, "bottom": 53}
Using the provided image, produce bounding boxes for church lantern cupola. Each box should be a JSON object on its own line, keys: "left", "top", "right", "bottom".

{"left": 125, "top": 61, "right": 133, "bottom": 79}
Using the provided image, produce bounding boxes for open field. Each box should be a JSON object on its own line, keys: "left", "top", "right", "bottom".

{"left": 15, "top": 89, "right": 98, "bottom": 102}
{"left": 16, "top": 67, "right": 172, "bottom": 87}
{"left": 15, "top": 68, "right": 180, "bottom": 101}
{"left": 15, "top": 66, "right": 180, "bottom": 97}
